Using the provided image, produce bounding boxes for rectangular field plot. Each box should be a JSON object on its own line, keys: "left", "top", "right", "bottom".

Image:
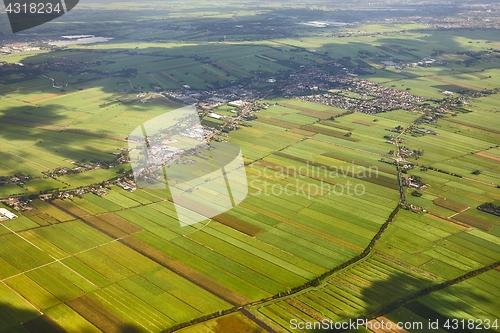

{"left": 0, "top": 184, "right": 29, "bottom": 198}
{"left": 0, "top": 235, "right": 53, "bottom": 272}
{"left": 43, "top": 304, "right": 101, "bottom": 333}
{"left": 50, "top": 199, "right": 90, "bottom": 218}
{"left": 65, "top": 295, "right": 142, "bottom": 333}
{"left": 73, "top": 249, "right": 136, "bottom": 283}
{"left": 0, "top": 214, "right": 39, "bottom": 232}
{"left": 114, "top": 210, "right": 179, "bottom": 241}
{"left": 2, "top": 31, "right": 500, "bottom": 333}
{"left": 117, "top": 275, "right": 201, "bottom": 323}
{"left": 206, "top": 222, "right": 324, "bottom": 278}
{"left": 5, "top": 275, "right": 60, "bottom": 310}
{"left": 127, "top": 233, "right": 264, "bottom": 303}
{"left": 30, "top": 200, "right": 74, "bottom": 222}
{"left": 0, "top": 283, "right": 40, "bottom": 331}
{"left": 181, "top": 231, "right": 308, "bottom": 289}
{"left": 69, "top": 197, "right": 109, "bottom": 215}
{"left": 25, "top": 266, "right": 85, "bottom": 302}
{"left": 29, "top": 222, "right": 110, "bottom": 255}
{"left": 90, "top": 284, "right": 175, "bottom": 332}
{"left": 252, "top": 253, "right": 436, "bottom": 329}
{"left": 80, "top": 193, "right": 123, "bottom": 212}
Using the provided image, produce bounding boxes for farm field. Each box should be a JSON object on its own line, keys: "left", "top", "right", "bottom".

{"left": 386, "top": 270, "right": 500, "bottom": 333}
{"left": 0, "top": 99, "right": 405, "bottom": 332}
{"left": 3, "top": 84, "right": 498, "bottom": 332}
{"left": 250, "top": 210, "right": 499, "bottom": 332}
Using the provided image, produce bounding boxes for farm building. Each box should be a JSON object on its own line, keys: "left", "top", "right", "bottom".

{"left": 0, "top": 208, "right": 18, "bottom": 221}
{"left": 208, "top": 113, "right": 223, "bottom": 119}
{"left": 228, "top": 100, "right": 246, "bottom": 108}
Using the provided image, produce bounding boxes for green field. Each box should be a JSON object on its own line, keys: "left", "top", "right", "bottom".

{"left": 0, "top": 2, "right": 499, "bottom": 332}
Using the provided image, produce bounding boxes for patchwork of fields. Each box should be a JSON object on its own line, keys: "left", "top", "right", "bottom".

{"left": 0, "top": 15, "right": 499, "bottom": 333}
{"left": 1, "top": 92, "right": 498, "bottom": 332}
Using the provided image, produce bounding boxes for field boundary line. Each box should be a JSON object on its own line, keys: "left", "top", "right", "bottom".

{"left": 5, "top": 152, "right": 51, "bottom": 170}
{"left": 0, "top": 221, "right": 128, "bottom": 287}
{"left": 183, "top": 219, "right": 212, "bottom": 236}
{"left": 0, "top": 223, "right": 97, "bottom": 288}
{"left": 448, "top": 206, "right": 470, "bottom": 219}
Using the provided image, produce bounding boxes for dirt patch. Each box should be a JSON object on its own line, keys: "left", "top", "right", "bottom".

{"left": 81, "top": 216, "right": 129, "bottom": 238}
{"left": 213, "top": 213, "right": 263, "bottom": 237}
{"left": 213, "top": 313, "right": 266, "bottom": 333}
{"left": 300, "top": 124, "right": 357, "bottom": 141}
{"left": 452, "top": 214, "right": 493, "bottom": 231}
{"left": 433, "top": 198, "right": 469, "bottom": 213}
{"left": 52, "top": 199, "right": 89, "bottom": 218}
{"left": 319, "top": 121, "right": 354, "bottom": 131}
{"left": 289, "top": 128, "right": 316, "bottom": 136}
{"left": 476, "top": 152, "right": 500, "bottom": 162}
{"left": 66, "top": 295, "right": 134, "bottom": 333}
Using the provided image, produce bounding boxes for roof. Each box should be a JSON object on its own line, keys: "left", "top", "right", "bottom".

{"left": 0, "top": 208, "right": 18, "bottom": 220}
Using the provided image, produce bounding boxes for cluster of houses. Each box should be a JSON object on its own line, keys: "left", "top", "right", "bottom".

{"left": 117, "top": 180, "right": 137, "bottom": 192}
{"left": 0, "top": 174, "right": 31, "bottom": 188}
{"left": 403, "top": 175, "right": 427, "bottom": 190}
{"left": 297, "top": 75, "right": 425, "bottom": 114}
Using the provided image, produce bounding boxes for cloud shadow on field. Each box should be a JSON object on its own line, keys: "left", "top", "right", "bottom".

{"left": 0, "top": 300, "right": 143, "bottom": 333}
{"left": 0, "top": 104, "right": 123, "bottom": 164}
{"left": 315, "top": 270, "right": 494, "bottom": 333}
